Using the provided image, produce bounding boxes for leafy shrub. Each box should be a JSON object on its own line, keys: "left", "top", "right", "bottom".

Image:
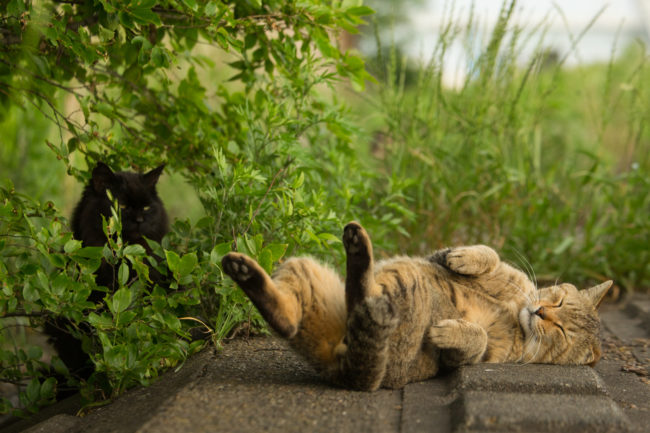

{"left": 1, "top": 0, "right": 406, "bottom": 415}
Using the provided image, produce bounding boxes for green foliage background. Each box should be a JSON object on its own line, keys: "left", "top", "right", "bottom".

{"left": 0, "top": 0, "right": 648, "bottom": 417}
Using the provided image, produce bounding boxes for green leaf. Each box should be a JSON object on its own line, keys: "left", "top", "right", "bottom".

{"left": 123, "top": 244, "right": 146, "bottom": 256}
{"left": 112, "top": 287, "right": 132, "bottom": 313}
{"left": 64, "top": 239, "right": 82, "bottom": 254}
{"left": 130, "top": 6, "right": 161, "bottom": 26}
{"left": 40, "top": 378, "right": 56, "bottom": 400}
{"left": 264, "top": 243, "right": 288, "bottom": 262}
{"left": 23, "top": 282, "right": 39, "bottom": 302}
{"left": 27, "top": 346, "right": 42, "bottom": 360}
{"left": 50, "top": 357, "right": 69, "bottom": 376}
{"left": 150, "top": 46, "right": 169, "bottom": 68}
{"left": 98, "top": 25, "right": 115, "bottom": 43}
{"left": 165, "top": 250, "right": 181, "bottom": 272}
{"left": 118, "top": 262, "right": 130, "bottom": 286}
{"left": 258, "top": 248, "right": 273, "bottom": 273}
{"left": 88, "top": 312, "right": 114, "bottom": 330}
{"left": 317, "top": 232, "right": 341, "bottom": 244}
{"left": 116, "top": 310, "right": 137, "bottom": 326}
{"left": 182, "top": 0, "right": 198, "bottom": 11}
{"left": 25, "top": 379, "right": 40, "bottom": 404}
{"left": 210, "top": 242, "right": 232, "bottom": 265}
{"left": 312, "top": 28, "right": 339, "bottom": 59}
{"left": 178, "top": 253, "right": 197, "bottom": 278}
{"left": 204, "top": 1, "right": 218, "bottom": 16}
{"left": 94, "top": 102, "right": 113, "bottom": 117}
{"left": 346, "top": 6, "right": 375, "bottom": 17}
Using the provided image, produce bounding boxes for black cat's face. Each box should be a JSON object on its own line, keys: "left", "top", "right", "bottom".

{"left": 91, "top": 162, "right": 169, "bottom": 244}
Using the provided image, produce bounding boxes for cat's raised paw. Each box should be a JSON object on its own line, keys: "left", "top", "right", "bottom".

{"left": 343, "top": 222, "right": 372, "bottom": 258}
{"left": 445, "top": 246, "right": 499, "bottom": 276}
{"left": 222, "top": 252, "right": 258, "bottom": 283}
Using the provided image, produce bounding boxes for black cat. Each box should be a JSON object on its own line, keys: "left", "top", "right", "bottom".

{"left": 45, "top": 162, "right": 169, "bottom": 382}
{"left": 72, "top": 162, "right": 169, "bottom": 297}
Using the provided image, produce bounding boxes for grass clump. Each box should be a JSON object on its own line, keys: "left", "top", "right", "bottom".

{"left": 358, "top": 0, "right": 649, "bottom": 292}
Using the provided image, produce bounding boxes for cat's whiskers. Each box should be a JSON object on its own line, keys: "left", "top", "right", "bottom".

{"left": 511, "top": 248, "right": 539, "bottom": 291}
{"left": 503, "top": 277, "right": 536, "bottom": 306}
{"left": 522, "top": 334, "right": 544, "bottom": 364}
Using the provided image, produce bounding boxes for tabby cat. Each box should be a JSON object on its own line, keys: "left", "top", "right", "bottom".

{"left": 222, "top": 222, "right": 612, "bottom": 391}
{"left": 45, "top": 162, "right": 169, "bottom": 379}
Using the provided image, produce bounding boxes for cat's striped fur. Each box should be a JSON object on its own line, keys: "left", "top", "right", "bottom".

{"left": 222, "top": 222, "right": 611, "bottom": 391}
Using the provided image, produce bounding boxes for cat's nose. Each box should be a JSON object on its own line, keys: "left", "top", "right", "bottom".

{"left": 534, "top": 306, "right": 546, "bottom": 319}
{"left": 136, "top": 215, "right": 144, "bottom": 223}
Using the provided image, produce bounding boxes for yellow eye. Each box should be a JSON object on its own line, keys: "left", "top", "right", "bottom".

{"left": 143, "top": 206, "right": 151, "bottom": 211}
{"left": 119, "top": 204, "right": 127, "bottom": 209}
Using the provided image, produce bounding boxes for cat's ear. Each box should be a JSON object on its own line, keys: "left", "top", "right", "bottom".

{"left": 582, "top": 280, "right": 613, "bottom": 309}
{"left": 91, "top": 162, "right": 116, "bottom": 193}
{"left": 143, "top": 164, "right": 165, "bottom": 187}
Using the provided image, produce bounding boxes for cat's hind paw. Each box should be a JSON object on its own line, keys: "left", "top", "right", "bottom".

{"left": 222, "top": 252, "right": 256, "bottom": 282}
{"left": 343, "top": 222, "right": 373, "bottom": 261}
{"left": 221, "top": 252, "right": 268, "bottom": 295}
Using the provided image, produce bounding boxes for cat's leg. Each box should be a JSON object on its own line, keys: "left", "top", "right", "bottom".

{"left": 427, "top": 318, "right": 487, "bottom": 366}
{"left": 430, "top": 245, "right": 500, "bottom": 276}
{"left": 335, "top": 295, "right": 398, "bottom": 390}
{"left": 342, "top": 222, "right": 382, "bottom": 312}
{"left": 222, "top": 253, "right": 347, "bottom": 368}
{"left": 334, "top": 222, "right": 398, "bottom": 391}
{"left": 222, "top": 252, "right": 301, "bottom": 338}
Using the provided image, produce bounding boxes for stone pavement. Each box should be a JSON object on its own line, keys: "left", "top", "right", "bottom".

{"left": 2, "top": 294, "right": 649, "bottom": 433}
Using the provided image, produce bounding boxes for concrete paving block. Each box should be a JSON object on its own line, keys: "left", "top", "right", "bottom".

{"left": 453, "top": 364, "right": 607, "bottom": 395}
{"left": 22, "top": 415, "right": 79, "bottom": 433}
{"left": 401, "top": 378, "right": 455, "bottom": 433}
{"left": 452, "top": 391, "right": 631, "bottom": 433}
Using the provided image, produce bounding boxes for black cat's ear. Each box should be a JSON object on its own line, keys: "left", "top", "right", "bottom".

{"left": 143, "top": 164, "right": 165, "bottom": 187}
{"left": 91, "top": 162, "right": 116, "bottom": 193}
{"left": 582, "top": 280, "right": 613, "bottom": 309}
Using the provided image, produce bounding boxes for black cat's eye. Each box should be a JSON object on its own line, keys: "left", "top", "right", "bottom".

{"left": 119, "top": 204, "right": 127, "bottom": 210}
{"left": 143, "top": 206, "right": 151, "bottom": 211}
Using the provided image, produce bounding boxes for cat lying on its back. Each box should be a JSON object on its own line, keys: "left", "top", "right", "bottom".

{"left": 222, "top": 222, "right": 612, "bottom": 391}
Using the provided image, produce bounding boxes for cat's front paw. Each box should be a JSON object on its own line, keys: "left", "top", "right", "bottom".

{"left": 445, "top": 246, "right": 498, "bottom": 276}
{"left": 428, "top": 319, "right": 463, "bottom": 349}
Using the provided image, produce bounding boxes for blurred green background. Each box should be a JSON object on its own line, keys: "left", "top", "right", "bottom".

{"left": 3, "top": 0, "right": 647, "bottom": 291}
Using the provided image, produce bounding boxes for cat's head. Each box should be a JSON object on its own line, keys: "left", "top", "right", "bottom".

{"left": 91, "top": 162, "right": 169, "bottom": 244}
{"left": 519, "top": 280, "right": 612, "bottom": 366}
